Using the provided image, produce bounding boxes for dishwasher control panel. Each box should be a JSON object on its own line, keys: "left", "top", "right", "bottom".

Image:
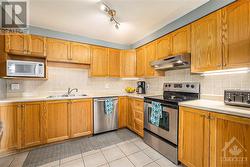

{"left": 224, "top": 90, "right": 250, "bottom": 107}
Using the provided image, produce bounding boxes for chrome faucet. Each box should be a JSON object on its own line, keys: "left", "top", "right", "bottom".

{"left": 67, "top": 88, "right": 78, "bottom": 96}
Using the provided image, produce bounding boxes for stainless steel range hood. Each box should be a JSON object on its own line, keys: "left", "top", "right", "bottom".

{"left": 151, "top": 53, "right": 191, "bottom": 71}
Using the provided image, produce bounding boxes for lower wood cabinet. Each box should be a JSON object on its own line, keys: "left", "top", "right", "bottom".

{"left": 45, "top": 100, "right": 70, "bottom": 143}
{"left": 179, "top": 106, "right": 250, "bottom": 167}
{"left": 118, "top": 97, "right": 128, "bottom": 128}
{"left": 70, "top": 99, "right": 93, "bottom": 138}
{"left": 0, "top": 103, "right": 18, "bottom": 153}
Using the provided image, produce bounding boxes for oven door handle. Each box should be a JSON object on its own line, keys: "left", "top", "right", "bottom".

{"left": 145, "top": 103, "right": 178, "bottom": 110}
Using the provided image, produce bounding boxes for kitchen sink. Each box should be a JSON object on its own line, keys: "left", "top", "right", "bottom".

{"left": 46, "top": 94, "right": 87, "bottom": 99}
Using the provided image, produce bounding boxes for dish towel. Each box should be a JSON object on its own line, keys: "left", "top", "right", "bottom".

{"left": 150, "top": 101, "right": 162, "bottom": 127}
{"left": 104, "top": 98, "right": 114, "bottom": 115}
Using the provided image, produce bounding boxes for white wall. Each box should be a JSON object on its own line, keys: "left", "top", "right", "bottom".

{"left": 145, "top": 69, "right": 250, "bottom": 98}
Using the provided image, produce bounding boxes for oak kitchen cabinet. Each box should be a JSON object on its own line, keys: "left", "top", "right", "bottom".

{"left": 108, "top": 48, "right": 120, "bottom": 77}
{"left": 120, "top": 50, "right": 136, "bottom": 77}
{"left": 191, "top": 10, "right": 222, "bottom": 73}
{"left": 17, "top": 102, "right": 45, "bottom": 149}
{"left": 90, "top": 46, "right": 109, "bottom": 77}
{"left": 5, "top": 34, "right": 46, "bottom": 57}
{"left": 70, "top": 42, "right": 91, "bottom": 64}
{"left": 118, "top": 96, "right": 128, "bottom": 128}
{"left": 47, "top": 38, "right": 70, "bottom": 62}
{"left": 70, "top": 99, "right": 93, "bottom": 138}
{"left": 44, "top": 100, "right": 70, "bottom": 143}
{"left": 136, "top": 47, "right": 145, "bottom": 77}
{"left": 0, "top": 103, "right": 18, "bottom": 153}
{"left": 155, "top": 34, "right": 172, "bottom": 59}
{"left": 144, "top": 42, "right": 157, "bottom": 77}
{"left": 222, "top": 0, "right": 250, "bottom": 69}
{"left": 179, "top": 106, "right": 250, "bottom": 167}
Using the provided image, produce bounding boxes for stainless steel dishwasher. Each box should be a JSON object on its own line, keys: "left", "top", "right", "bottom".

{"left": 94, "top": 97, "right": 118, "bottom": 134}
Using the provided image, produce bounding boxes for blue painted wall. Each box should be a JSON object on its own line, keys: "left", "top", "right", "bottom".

{"left": 28, "top": 0, "right": 235, "bottom": 50}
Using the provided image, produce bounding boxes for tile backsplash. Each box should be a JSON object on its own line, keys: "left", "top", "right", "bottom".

{"left": 0, "top": 67, "right": 250, "bottom": 99}
{"left": 145, "top": 69, "right": 250, "bottom": 98}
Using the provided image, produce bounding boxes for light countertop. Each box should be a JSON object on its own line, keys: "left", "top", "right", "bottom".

{"left": 179, "top": 99, "right": 250, "bottom": 118}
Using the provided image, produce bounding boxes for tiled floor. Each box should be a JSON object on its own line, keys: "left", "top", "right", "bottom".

{"left": 0, "top": 129, "right": 181, "bottom": 167}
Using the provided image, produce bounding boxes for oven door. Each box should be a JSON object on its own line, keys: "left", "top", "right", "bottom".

{"left": 144, "top": 102, "right": 178, "bottom": 145}
{"left": 7, "top": 60, "right": 44, "bottom": 77}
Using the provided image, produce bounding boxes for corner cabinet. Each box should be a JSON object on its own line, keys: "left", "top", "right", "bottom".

{"left": 222, "top": 0, "right": 250, "bottom": 68}
{"left": 191, "top": 10, "right": 222, "bottom": 73}
{"left": 120, "top": 50, "right": 136, "bottom": 77}
{"left": 108, "top": 48, "right": 120, "bottom": 77}
{"left": 155, "top": 34, "right": 172, "bottom": 59}
{"left": 179, "top": 106, "right": 250, "bottom": 167}
{"left": 136, "top": 47, "right": 145, "bottom": 77}
{"left": 118, "top": 97, "right": 128, "bottom": 128}
{"left": 144, "top": 42, "right": 156, "bottom": 77}
{"left": 90, "top": 46, "right": 109, "bottom": 77}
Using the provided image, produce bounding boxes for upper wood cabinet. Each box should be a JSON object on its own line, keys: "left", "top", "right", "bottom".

{"left": 171, "top": 25, "right": 191, "bottom": 55}
{"left": 90, "top": 46, "right": 109, "bottom": 77}
{"left": 120, "top": 50, "right": 136, "bottom": 77}
{"left": 191, "top": 10, "right": 223, "bottom": 73}
{"left": 118, "top": 97, "right": 128, "bottom": 128}
{"left": 136, "top": 47, "right": 145, "bottom": 77}
{"left": 5, "top": 34, "right": 28, "bottom": 55}
{"left": 47, "top": 38, "right": 70, "bottom": 62}
{"left": 144, "top": 42, "right": 156, "bottom": 77}
{"left": 45, "top": 100, "right": 70, "bottom": 143}
{"left": 70, "top": 99, "right": 93, "bottom": 138}
{"left": 179, "top": 107, "right": 210, "bottom": 167}
{"left": 155, "top": 34, "right": 172, "bottom": 59}
{"left": 18, "top": 102, "right": 44, "bottom": 148}
{"left": 70, "top": 42, "right": 91, "bottom": 64}
{"left": 108, "top": 48, "right": 120, "bottom": 77}
{"left": 28, "top": 35, "right": 46, "bottom": 57}
{"left": 0, "top": 103, "right": 17, "bottom": 153}
{"left": 222, "top": 0, "right": 250, "bottom": 68}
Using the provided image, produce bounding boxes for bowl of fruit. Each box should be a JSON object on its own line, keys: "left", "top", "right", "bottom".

{"left": 125, "top": 87, "right": 136, "bottom": 93}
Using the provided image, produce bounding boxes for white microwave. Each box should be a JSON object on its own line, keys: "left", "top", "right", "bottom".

{"left": 7, "top": 60, "right": 45, "bottom": 78}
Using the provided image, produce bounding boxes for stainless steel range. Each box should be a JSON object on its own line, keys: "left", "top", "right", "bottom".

{"left": 143, "top": 82, "right": 200, "bottom": 164}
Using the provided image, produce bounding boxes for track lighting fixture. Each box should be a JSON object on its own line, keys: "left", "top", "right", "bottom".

{"left": 100, "top": 3, "right": 120, "bottom": 29}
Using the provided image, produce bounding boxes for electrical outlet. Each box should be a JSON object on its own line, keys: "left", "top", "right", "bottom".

{"left": 10, "top": 83, "right": 20, "bottom": 90}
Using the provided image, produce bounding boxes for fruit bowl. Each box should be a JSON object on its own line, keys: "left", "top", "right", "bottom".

{"left": 125, "top": 87, "right": 136, "bottom": 93}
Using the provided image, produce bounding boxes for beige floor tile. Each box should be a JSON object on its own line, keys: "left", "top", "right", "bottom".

{"left": 97, "top": 164, "right": 109, "bottom": 167}
{"left": 83, "top": 151, "right": 107, "bottom": 167}
{"left": 0, "top": 156, "right": 14, "bottom": 167}
{"left": 127, "top": 151, "right": 152, "bottom": 167}
{"left": 155, "top": 157, "right": 176, "bottom": 167}
{"left": 143, "top": 162, "right": 160, "bottom": 167}
{"left": 60, "top": 158, "right": 85, "bottom": 167}
{"left": 82, "top": 149, "right": 101, "bottom": 157}
{"left": 60, "top": 154, "right": 82, "bottom": 164}
{"left": 117, "top": 141, "right": 140, "bottom": 156}
{"left": 38, "top": 160, "right": 60, "bottom": 167}
{"left": 109, "top": 157, "right": 134, "bottom": 167}
{"left": 143, "top": 147, "right": 163, "bottom": 161}
{"left": 133, "top": 139, "right": 149, "bottom": 150}
{"left": 9, "top": 152, "right": 29, "bottom": 167}
{"left": 101, "top": 145, "right": 125, "bottom": 162}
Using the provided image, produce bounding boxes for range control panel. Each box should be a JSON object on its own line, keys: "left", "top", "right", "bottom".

{"left": 224, "top": 90, "right": 250, "bottom": 107}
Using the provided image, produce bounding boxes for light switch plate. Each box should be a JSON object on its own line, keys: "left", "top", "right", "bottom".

{"left": 10, "top": 83, "right": 20, "bottom": 90}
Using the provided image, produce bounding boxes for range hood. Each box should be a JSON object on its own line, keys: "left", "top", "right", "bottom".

{"left": 151, "top": 53, "right": 191, "bottom": 71}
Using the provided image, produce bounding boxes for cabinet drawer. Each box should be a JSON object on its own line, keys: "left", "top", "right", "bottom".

{"left": 133, "top": 99, "right": 144, "bottom": 111}
{"left": 134, "top": 110, "right": 143, "bottom": 121}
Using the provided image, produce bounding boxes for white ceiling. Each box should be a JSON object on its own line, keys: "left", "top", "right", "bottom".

{"left": 29, "top": 0, "right": 209, "bottom": 45}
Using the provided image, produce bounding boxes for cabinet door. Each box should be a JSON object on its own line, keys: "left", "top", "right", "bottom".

{"left": 28, "top": 35, "right": 46, "bottom": 57}
{"left": 47, "top": 38, "right": 70, "bottom": 62}
{"left": 5, "top": 34, "right": 28, "bottom": 54}
{"left": 171, "top": 25, "right": 191, "bottom": 55}
{"left": 108, "top": 48, "right": 120, "bottom": 77}
{"left": 90, "top": 46, "right": 108, "bottom": 77}
{"left": 118, "top": 97, "right": 128, "bottom": 128}
{"left": 45, "top": 101, "right": 69, "bottom": 143}
{"left": 191, "top": 10, "right": 222, "bottom": 73}
{"left": 145, "top": 42, "right": 156, "bottom": 77}
{"left": 178, "top": 107, "right": 210, "bottom": 167}
{"left": 222, "top": 0, "right": 250, "bottom": 68}
{"left": 127, "top": 98, "right": 134, "bottom": 131}
{"left": 156, "top": 34, "right": 172, "bottom": 59}
{"left": 70, "top": 99, "right": 93, "bottom": 138}
{"left": 210, "top": 113, "right": 250, "bottom": 167}
{"left": 136, "top": 47, "right": 145, "bottom": 77}
{"left": 0, "top": 104, "right": 17, "bottom": 152}
{"left": 70, "top": 42, "right": 91, "bottom": 64}
{"left": 120, "top": 50, "right": 136, "bottom": 77}
{"left": 21, "top": 102, "right": 44, "bottom": 148}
